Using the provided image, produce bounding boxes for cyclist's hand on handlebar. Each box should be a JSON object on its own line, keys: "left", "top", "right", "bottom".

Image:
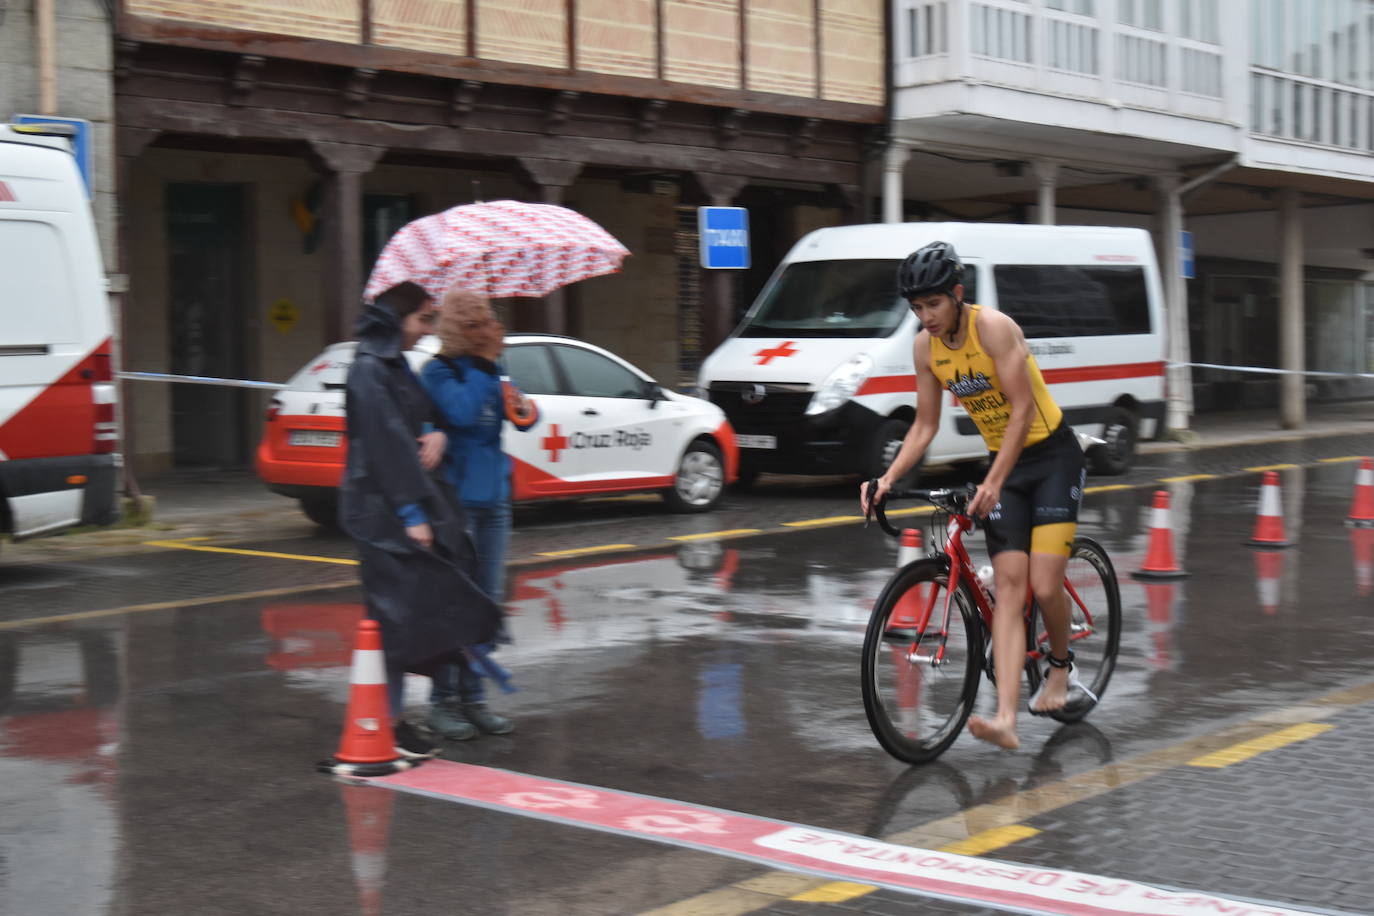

{"left": 860, "top": 476, "right": 892, "bottom": 520}
{"left": 967, "top": 480, "right": 1001, "bottom": 519}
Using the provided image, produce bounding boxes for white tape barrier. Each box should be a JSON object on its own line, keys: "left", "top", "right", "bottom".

{"left": 117, "top": 371, "right": 285, "bottom": 391}
{"left": 114, "top": 362, "right": 1374, "bottom": 393}
{"left": 1179, "top": 362, "right": 1374, "bottom": 380}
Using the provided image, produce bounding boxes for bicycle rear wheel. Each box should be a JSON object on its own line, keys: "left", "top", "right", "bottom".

{"left": 861, "top": 559, "right": 984, "bottom": 764}
{"left": 1027, "top": 536, "right": 1122, "bottom": 724}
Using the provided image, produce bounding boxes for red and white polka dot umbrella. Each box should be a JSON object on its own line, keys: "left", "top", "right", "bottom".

{"left": 363, "top": 199, "right": 630, "bottom": 301}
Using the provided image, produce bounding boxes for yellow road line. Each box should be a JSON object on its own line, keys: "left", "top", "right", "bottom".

{"left": 937, "top": 824, "right": 1042, "bottom": 856}
{"left": 790, "top": 825, "right": 1044, "bottom": 904}
{"left": 1159, "top": 474, "right": 1216, "bottom": 483}
{"left": 781, "top": 515, "right": 865, "bottom": 528}
{"left": 884, "top": 506, "right": 937, "bottom": 517}
{"left": 0, "top": 580, "right": 357, "bottom": 630}
{"left": 1085, "top": 484, "right": 1133, "bottom": 493}
{"left": 1244, "top": 463, "right": 1300, "bottom": 472}
{"left": 790, "top": 882, "right": 876, "bottom": 903}
{"left": 1319, "top": 456, "right": 1365, "bottom": 463}
{"left": 144, "top": 539, "right": 359, "bottom": 565}
{"left": 535, "top": 543, "right": 638, "bottom": 558}
{"left": 668, "top": 529, "right": 761, "bottom": 542}
{"left": 1187, "top": 722, "right": 1334, "bottom": 768}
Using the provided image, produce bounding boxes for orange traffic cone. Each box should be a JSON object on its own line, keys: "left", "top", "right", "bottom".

{"left": 1133, "top": 490, "right": 1188, "bottom": 579}
{"left": 1351, "top": 527, "right": 1374, "bottom": 597}
{"left": 317, "top": 619, "right": 421, "bottom": 776}
{"left": 1347, "top": 458, "right": 1374, "bottom": 528}
{"left": 889, "top": 529, "right": 924, "bottom": 630}
{"left": 1141, "top": 582, "right": 1176, "bottom": 669}
{"left": 339, "top": 782, "right": 394, "bottom": 916}
{"left": 1246, "top": 471, "right": 1294, "bottom": 548}
{"left": 1253, "top": 549, "right": 1284, "bottom": 615}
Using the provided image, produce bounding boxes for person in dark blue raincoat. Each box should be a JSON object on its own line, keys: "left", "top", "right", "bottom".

{"left": 340, "top": 281, "right": 502, "bottom": 758}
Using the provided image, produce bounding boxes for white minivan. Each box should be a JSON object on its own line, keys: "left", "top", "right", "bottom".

{"left": 0, "top": 124, "right": 120, "bottom": 547}
{"left": 697, "top": 222, "right": 1166, "bottom": 482}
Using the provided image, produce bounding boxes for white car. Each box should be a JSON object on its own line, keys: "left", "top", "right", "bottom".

{"left": 256, "top": 333, "right": 739, "bottom": 526}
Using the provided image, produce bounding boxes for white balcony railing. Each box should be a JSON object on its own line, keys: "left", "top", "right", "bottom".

{"left": 895, "top": 0, "right": 1231, "bottom": 123}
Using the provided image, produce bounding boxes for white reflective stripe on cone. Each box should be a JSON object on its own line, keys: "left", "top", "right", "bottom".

{"left": 1358, "top": 466, "right": 1373, "bottom": 487}
{"left": 351, "top": 648, "right": 387, "bottom": 686}
{"left": 1152, "top": 506, "right": 1171, "bottom": 528}
{"left": 1259, "top": 483, "right": 1282, "bottom": 517}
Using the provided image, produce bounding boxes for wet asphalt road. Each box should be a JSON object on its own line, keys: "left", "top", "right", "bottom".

{"left": 3, "top": 434, "right": 1374, "bottom": 915}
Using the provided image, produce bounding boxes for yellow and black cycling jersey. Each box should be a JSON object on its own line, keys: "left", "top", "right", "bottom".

{"left": 929, "top": 305, "right": 1063, "bottom": 452}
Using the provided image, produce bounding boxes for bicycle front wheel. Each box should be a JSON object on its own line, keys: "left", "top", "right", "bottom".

{"left": 1029, "top": 535, "right": 1122, "bottom": 724}
{"left": 861, "top": 559, "right": 984, "bottom": 764}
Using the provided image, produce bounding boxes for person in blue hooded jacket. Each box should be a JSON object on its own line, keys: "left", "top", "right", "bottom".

{"left": 419, "top": 285, "right": 539, "bottom": 740}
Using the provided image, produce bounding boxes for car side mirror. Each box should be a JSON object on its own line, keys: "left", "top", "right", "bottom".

{"left": 644, "top": 379, "right": 663, "bottom": 408}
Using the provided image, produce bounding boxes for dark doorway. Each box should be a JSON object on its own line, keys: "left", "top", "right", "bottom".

{"left": 166, "top": 183, "right": 252, "bottom": 467}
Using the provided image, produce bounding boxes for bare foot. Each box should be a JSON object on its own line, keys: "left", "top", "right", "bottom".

{"left": 967, "top": 715, "right": 1020, "bottom": 750}
{"left": 1031, "top": 666, "right": 1070, "bottom": 713}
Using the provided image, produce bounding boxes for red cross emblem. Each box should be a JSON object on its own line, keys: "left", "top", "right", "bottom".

{"left": 542, "top": 423, "right": 569, "bottom": 462}
{"left": 753, "top": 341, "right": 798, "bottom": 365}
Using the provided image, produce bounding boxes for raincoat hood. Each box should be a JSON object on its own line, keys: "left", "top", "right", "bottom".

{"left": 355, "top": 302, "right": 404, "bottom": 360}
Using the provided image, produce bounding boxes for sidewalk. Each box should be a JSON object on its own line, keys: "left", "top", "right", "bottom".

{"left": 1137, "top": 399, "right": 1374, "bottom": 455}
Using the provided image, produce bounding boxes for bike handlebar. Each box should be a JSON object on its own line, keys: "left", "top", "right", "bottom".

{"left": 864, "top": 481, "right": 979, "bottom": 538}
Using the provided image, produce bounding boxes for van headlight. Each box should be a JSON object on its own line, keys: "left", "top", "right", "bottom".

{"left": 806, "top": 353, "right": 873, "bottom": 416}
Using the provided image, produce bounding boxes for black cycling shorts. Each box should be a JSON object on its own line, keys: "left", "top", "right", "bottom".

{"left": 982, "top": 424, "right": 1085, "bottom": 557}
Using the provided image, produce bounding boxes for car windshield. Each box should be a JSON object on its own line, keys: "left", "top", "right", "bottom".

{"left": 737, "top": 259, "right": 906, "bottom": 339}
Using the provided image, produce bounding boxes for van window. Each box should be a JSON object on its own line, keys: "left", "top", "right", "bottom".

{"left": 0, "top": 218, "right": 78, "bottom": 346}
{"left": 739, "top": 259, "right": 909, "bottom": 339}
{"left": 992, "top": 264, "right": 1151, "bottom": 338}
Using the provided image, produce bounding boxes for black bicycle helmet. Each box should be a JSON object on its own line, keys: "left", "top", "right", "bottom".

{"left": 897, "top": 241, "right": 963, "bottom": 299}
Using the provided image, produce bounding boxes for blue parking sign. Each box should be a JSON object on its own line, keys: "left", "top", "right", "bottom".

{"left": 15, "top": 114, "right": 92, "bottom": 199}
{"left": 699, "top": 207, "right": 749, "bottom": 269}
{"left": 1180, "top": 229, "right": 1194, "bottom": 280}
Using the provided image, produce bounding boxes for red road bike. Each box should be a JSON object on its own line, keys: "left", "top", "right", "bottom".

{"left": 861, "top": 484, "right": 1122, "bottom": 764}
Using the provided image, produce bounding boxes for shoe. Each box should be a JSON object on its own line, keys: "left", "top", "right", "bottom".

{"left": 426, "top": 700, "right": 478, "bottom": 741}
{"left": 461, "top": 702, "right": 514, "bottom": 735}
{"left": 392, "top": 720, "right": 440, "bottom": 759}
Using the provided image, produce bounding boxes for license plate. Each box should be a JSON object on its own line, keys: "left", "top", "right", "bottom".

{"left": 289, "top": 430, "right": 341, "bottom": 448}
{"left": 736, "top": 434, "right": 777, "bottom": 449}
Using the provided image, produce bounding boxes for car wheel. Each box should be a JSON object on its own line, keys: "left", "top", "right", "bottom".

{"left": 300, "top": 495, "right": 339, "bottom": 530}
{"left": 1087, "top": 407, "right": 1138, "bottom": 476}
{"left": 663, "top": 440, "right": 725, "bottom": 513}
{"left": 866, "top": 418, "right": 920, "bottom": 488}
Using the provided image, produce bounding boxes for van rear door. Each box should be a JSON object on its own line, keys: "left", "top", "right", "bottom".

{"left": 0, "top": 129, "right": 119, "bottom": 540}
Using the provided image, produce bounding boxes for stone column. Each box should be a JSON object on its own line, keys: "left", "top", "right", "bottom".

{"left": 1154, "top": 173, "right": 1192, "bottom": 433}
{"left": 694, "top": 172, "right": 750, "bottom": 350}
{"left": 1278, "top": 187, "right": 1306, "bottom": 429}
{"left": 882, "top": 143, "right": 910, "bottom": 224}
{"left": 114, "top": 127, "right": 161, "bottom": 491}
{"left": 519, "top": 157, "right": 584, "bottom": 334}
{"left": 310, "top": 141, "right": 385, "bottom": 344}
{"left": 1033, "top": 160, "right": 1059, "bottom": 226}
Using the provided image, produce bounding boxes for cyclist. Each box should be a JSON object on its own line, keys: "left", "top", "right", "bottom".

{"left": 859, "top": 240, "right": 1088, "bottom": 751}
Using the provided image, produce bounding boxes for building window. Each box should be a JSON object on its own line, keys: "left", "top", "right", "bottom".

{"left": 1045, "top": 0, "right": 1094, "bottom": 14}
{"left": 971, "top": 3, "right": 1033, "bottom": 63}
{"left": 363, "top": 195, "right": 416, "bottom": 275}
{"left": 1177, "top": 0, "right": 1218, "bottom": 43}
{"left": 907, "top": 2, "right": 948, "bottom": 58}
{"left": 1117, "top": 0, "right": 1162, "bottom": 31}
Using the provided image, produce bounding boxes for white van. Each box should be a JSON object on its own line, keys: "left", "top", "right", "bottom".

{"left": 0, "top": 124, "right": 120, "bottom": 547}
{"left": 697, "top": 222, "right": 1166, "bottom": 482}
